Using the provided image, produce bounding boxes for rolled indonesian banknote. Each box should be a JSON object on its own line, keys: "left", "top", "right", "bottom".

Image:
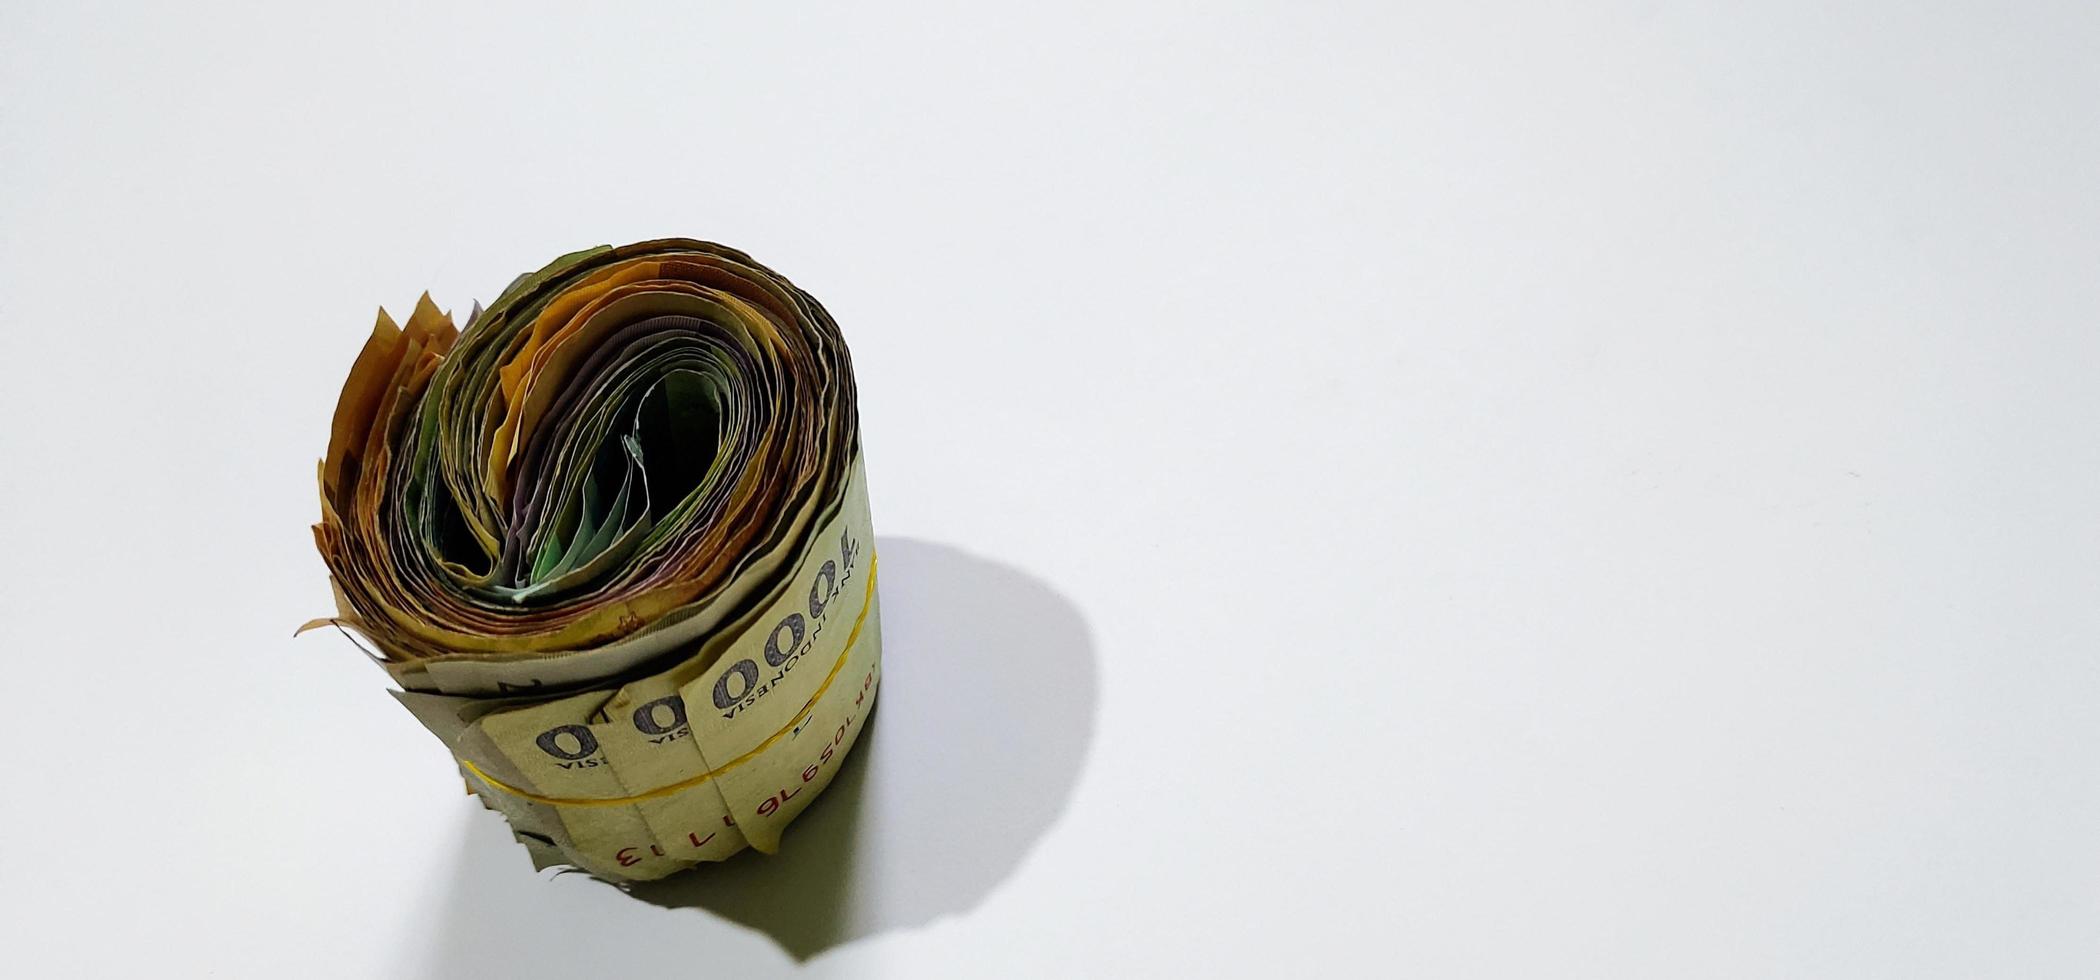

{"left": 303, "top": 239, "right": 880, "bottom": 882}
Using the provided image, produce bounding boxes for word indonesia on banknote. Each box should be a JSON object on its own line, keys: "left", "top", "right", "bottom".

{"left": 303, "top": 239, "right": 881, "bottom": 881}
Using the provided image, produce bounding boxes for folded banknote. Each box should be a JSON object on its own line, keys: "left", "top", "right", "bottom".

{"left": 305, "top": 239, "right": 881, "bottom": 881}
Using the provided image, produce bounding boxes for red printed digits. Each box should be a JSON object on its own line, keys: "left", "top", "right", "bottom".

{"left": 757, "top": 785, "right": 802, "bottom": 817}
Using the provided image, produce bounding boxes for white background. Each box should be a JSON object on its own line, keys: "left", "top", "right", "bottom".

{"left": 3, "top": 1, "right": 2097, "bottom": 976}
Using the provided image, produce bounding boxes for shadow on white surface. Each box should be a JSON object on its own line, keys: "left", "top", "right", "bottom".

{"left": 415, "top": 537, "right": 1097, "bottom": 972}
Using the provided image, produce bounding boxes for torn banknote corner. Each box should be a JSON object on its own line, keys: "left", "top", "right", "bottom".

{"left": 304, "top": 239, "right": 881, "bottom": 882}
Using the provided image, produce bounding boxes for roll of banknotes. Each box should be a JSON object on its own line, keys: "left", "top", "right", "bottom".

{"left": 305, "top": 239, "right": 881, "bottom": 881}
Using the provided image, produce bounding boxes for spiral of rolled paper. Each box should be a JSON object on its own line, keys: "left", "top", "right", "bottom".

{"left": 309, "top": 239, "right": 880, "bottom": 881}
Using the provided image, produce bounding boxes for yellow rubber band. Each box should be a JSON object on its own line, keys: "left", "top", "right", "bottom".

{"left": 459, "top": 554, "right": 878, "bottom": 808}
